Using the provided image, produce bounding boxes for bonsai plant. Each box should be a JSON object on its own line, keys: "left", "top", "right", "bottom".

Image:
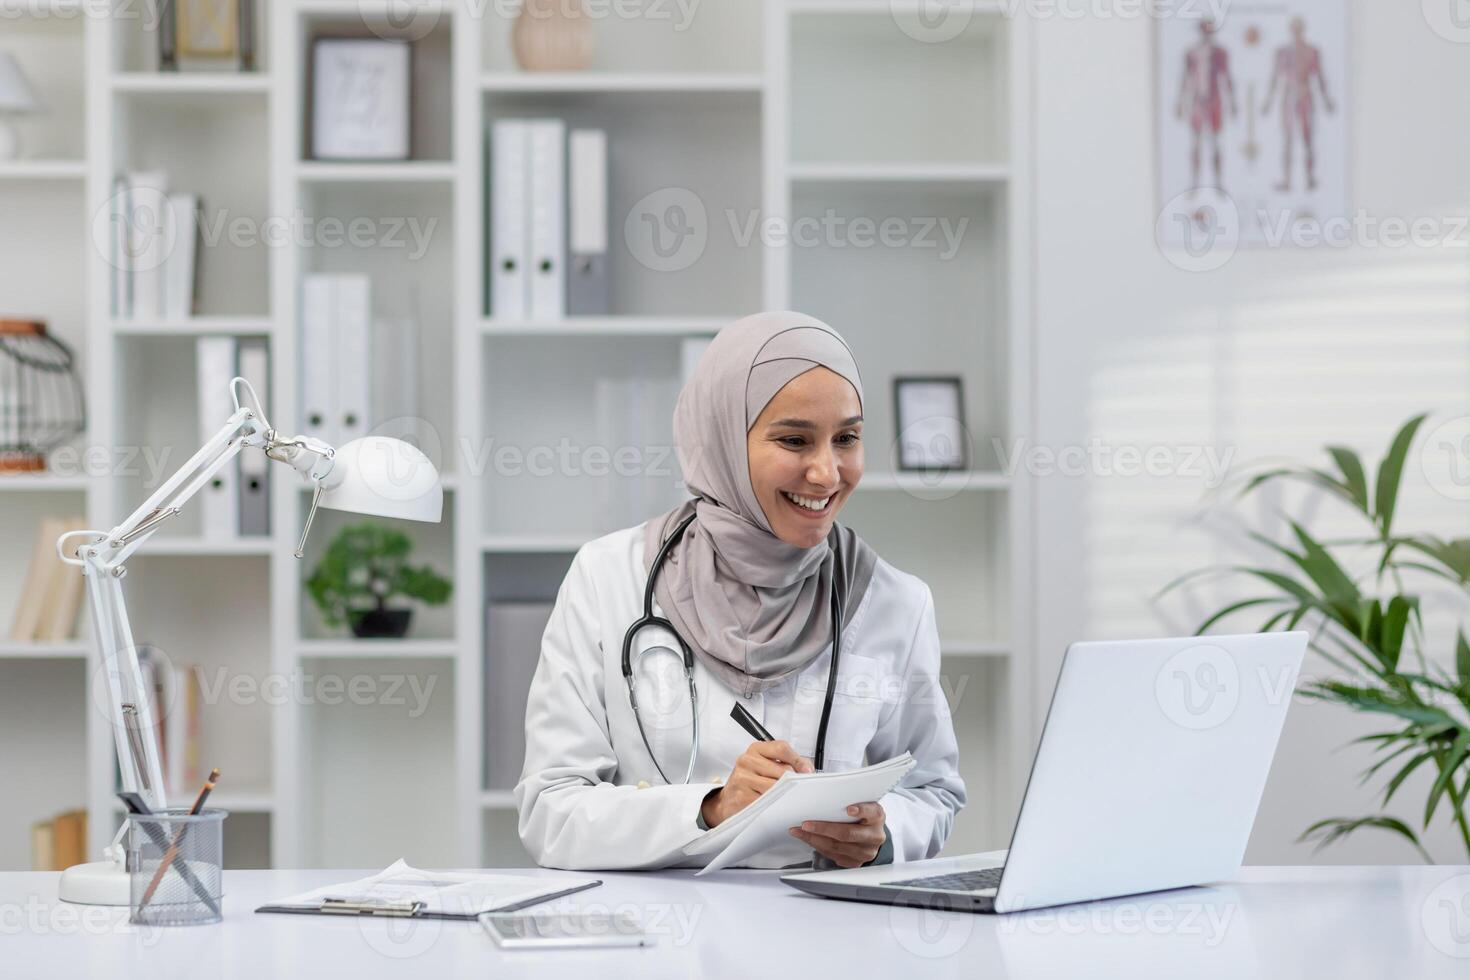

{"left": 1163, "top": 414, "right": 1470, "bottom": 862}
{"left": 306, "top": 522, "right": 452, "bottom": 639}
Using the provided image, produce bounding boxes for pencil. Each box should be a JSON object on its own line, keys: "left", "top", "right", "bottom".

{"left": 138, "top": 768, "right": 219, "bottom": 911}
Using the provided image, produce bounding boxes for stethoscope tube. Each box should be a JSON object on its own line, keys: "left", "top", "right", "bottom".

{"left": 622, "top": 511, "right": 844, "bottom": 783}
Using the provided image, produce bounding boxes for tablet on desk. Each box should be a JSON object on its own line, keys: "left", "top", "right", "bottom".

{"left": 480, "top": 911, "right": 655, "bottom": 950}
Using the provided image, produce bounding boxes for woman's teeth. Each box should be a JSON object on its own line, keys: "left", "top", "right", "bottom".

{"left": 782, "top": 491, "right": 832, "bottom": 511}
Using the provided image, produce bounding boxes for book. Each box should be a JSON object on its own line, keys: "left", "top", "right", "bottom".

{"left": 8, "top": 516, "right": 84, "bottom": 643}
{"left": 30, "top": 820, "right": 53, "bottom": 872}
{"left": 51, "top": 809, "right": 87, "bottom": 871}
{"left": 8, "top": 517, "right": 60, "bottom": 642}
{"left": 37, "top": 516, "right": 88, "bottom": 642}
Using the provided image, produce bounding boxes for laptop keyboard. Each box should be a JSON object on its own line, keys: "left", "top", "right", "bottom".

{"left": 883, "top": 867, "right": 1003, "bottom": 892}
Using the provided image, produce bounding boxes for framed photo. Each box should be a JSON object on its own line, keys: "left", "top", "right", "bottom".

{"left": 178, "top": 0, "right": 237, "bottom": 57}
{"left": 311, "top": 38, "right": 412, "bottom": 161}
{"left": 893, "top": 376, "right": 968, "bottom": 472}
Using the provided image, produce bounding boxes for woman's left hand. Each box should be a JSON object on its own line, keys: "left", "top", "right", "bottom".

{"left": 789, "top": 801, "right": 885, "bottom": 868}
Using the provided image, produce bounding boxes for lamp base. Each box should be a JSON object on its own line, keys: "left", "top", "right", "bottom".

{"left": 58, "top": 847, "right": 131, "bottom": 907}
{"left": 0, "top": 118, "right": 18, "bottom": 161}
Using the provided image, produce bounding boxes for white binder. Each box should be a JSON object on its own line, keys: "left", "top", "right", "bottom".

{"left": 196, "top": 336, "right": 239, "bottom": 541}
{"left": 110, "top": 176, "right": 132, "bottom": 320}
{"left": 164, "top": 192, "right": 198, "bottom": 321}
{"left": 335, "top": 274, "right": 372, "bottom": 445}
{"left": 130, "top": 171, "right": 170, "bottom": 322}
{"left": 236, "top": 337, "right": 271, "bottom": 537}
{"left": 299, "top": 274, "right": 338, "bottom": 447}
{"left": 489, "top": 120, "right": 530, "bottom": 320}
{"left": 567, "top": 128, "right": 609, "bottom": 315}
{"left": 528, "top": 119, "right": 566, "bottom": 320}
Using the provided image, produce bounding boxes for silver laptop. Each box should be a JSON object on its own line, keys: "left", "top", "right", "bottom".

{"left": 782, "top": 631, "right": 1307, "bottom": 913}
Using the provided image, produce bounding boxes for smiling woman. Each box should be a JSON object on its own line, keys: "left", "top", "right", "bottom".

{"left": 514, "top": 311, "right": 966, "bottom": 872}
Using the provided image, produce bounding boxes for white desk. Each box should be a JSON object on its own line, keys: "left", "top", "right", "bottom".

{"left": 3, "top": 865, "right": 1467, "bottom": 978}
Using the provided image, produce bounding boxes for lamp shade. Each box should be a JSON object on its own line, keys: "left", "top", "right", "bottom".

{"left": 0, "top": 53, "right": 40, "bottom": 114}
{"left": 318, "top": 436, "right": 443, "bottom": 523}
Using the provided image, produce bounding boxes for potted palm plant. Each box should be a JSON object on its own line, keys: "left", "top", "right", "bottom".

{"left": 306, "top": 522, "right": 452, "bottom": 639}
{"left": 1164, "top": 415, "right": 1470, "bottom": 861}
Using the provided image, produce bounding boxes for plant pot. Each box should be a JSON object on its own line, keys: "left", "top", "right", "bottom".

{"left": 350, "top": 608, "right": 412, "bottom": 639}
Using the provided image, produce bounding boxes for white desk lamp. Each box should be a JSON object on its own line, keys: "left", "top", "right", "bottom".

{"left": 55, "top": 378, "right": 442, "bottom": 905}
{"left": 0, "top": 52, "right": 41, "bottom": 161}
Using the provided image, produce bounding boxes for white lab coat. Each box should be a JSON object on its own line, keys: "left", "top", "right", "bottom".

{"left": 514, "top": 523, "right": 967, "bottom": 871}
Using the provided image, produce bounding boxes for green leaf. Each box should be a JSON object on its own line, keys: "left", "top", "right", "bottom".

{"left": 1193, "top": 598, "right": 1282, "bottom": 635}
{"left": 1373, "top": 414, "right": 1428, "bottom": 539}
{"left": 1382, "top": 751, "right": 1435, "bottom": 807}
{"left": 1379, "top": 596, "right": 1415, "bottom": 673}
{"left": 1398, "top": 537, "right": 1470, "bottom": 586}
{"left": 1308, "top": 682, "right": 1454, "bottom": 727}
{"left": 1458, "top": 630, "right": 1470, "bottom": 692}
{"left": 1298, "top": 815, "right": 1433, "bottom": 863}
{"left": 1424, "top": 733, "right": 1470, "bottom": 828}
{"left": 1327, "top": 446, "right": 1371, "bottom": 513}
{"left": 1289, "top": 521, "right": 1362, "bottom": 607}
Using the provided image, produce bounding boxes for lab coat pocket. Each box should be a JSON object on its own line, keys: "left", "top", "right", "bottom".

{"left": 802, "top": 654, "right": 887, "bottom": 772}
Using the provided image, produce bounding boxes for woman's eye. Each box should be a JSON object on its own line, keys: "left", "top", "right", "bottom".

{"left": 779, "top": 436, "right": 806, "bottom": 448}
{"left": 836, "top": 432, "right": 861, "bottom": 446}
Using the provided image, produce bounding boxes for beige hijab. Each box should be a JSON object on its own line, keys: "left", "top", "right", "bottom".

{"left": 643, "top": 312, "right": 879, "bottom": 696}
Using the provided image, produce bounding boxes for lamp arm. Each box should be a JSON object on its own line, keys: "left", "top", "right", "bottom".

{"left": 52, "top": 382, "right": 339, "bottom": 847}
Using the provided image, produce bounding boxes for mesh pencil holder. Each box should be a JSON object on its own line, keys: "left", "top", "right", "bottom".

{"left": 127, "top": 808, "right": 227, "bottom": 926}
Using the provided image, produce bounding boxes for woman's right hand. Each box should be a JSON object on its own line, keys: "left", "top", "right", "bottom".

{"left": 700, "top": 740, "right": 812, "bottom": 829}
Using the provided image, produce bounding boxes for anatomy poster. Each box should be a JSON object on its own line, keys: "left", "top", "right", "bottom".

{"left": 1157, "top": 1, "right": 1348, "bottom": 247}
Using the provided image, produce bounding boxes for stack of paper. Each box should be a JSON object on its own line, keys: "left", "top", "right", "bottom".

{"left": 685, "top": 754, "right": 917, "bottom": 875}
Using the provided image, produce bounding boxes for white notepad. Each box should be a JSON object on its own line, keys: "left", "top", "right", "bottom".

{"left": 684, "top": 754, "right": 917, "bottom": 875}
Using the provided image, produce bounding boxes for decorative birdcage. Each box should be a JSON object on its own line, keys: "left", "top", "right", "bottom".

{"left": 0, "top": 319, "right": 85, "bottom": 473}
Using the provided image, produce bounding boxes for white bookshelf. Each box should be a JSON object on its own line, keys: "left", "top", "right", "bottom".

{"left": 1, "top": 0, "right": 1033, "bottom": 873}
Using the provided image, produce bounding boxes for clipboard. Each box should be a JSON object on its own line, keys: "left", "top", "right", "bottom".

{"left": 256, "top": 878, "right": 602, "bottom": 920}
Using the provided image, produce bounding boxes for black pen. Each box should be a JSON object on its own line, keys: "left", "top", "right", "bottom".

{"left": 730, "top": 701, "right": 774, "bottom": 742}
{"left": 117, "top": 791, "right": 221, "bottom": 917}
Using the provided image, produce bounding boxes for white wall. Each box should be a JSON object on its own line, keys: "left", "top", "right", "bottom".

{"left": 1031, "top": 1, "right": 1470, "bottom": 863}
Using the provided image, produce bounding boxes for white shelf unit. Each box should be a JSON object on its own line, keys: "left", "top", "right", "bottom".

{"left": 2, "top": 0, "right": 1032, "bottom": 873}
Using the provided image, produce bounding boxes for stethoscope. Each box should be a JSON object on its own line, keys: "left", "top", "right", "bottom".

{"left": 621, "top": 511, "right": 844, "bottom": 784}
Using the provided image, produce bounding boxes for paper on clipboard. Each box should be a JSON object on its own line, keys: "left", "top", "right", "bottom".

{"left": 686, "top": 754, "right": 916, "bottom": 875}
{"left": 260, "top": 860, "right": 598, "bottom": 918}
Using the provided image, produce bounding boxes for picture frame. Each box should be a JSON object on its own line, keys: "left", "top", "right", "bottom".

{"left": 159, "top": 0, "right": 256, "bottom": 72}
{"left": 893, "top": 376, "right": 968, "bottom": 472}
{"left": 310, "top": 37, "right": 413, "bottom": 162}
{"left": 178, "top": 0, "right": 237, "bottom": 57}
